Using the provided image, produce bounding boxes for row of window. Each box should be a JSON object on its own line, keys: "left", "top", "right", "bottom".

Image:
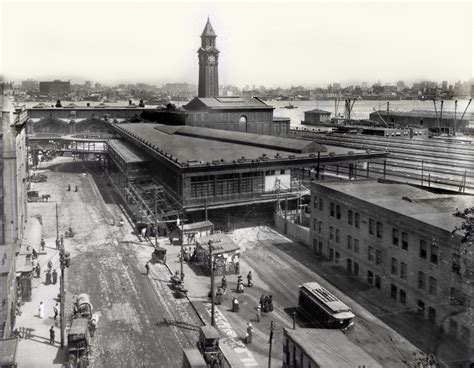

{"left": 391, "top": 258, "right": 408, "bottom": 279}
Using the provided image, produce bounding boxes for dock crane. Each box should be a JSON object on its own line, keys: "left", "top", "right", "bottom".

{"left": 344, "top": 98, "right": 357, "bottom": 119}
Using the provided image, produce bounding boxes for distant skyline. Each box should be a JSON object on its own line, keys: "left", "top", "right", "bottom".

{"left": 1, "top": 1, "right": 472, "bottom": 88}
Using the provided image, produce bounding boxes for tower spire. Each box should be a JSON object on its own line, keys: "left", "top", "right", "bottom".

{"left": 201, "top": 17, "right": 217, "bottom": 37}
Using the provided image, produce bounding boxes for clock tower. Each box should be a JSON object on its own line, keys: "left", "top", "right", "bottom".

{"left": 198, "top": 18, "right": 219, "bottom": 98}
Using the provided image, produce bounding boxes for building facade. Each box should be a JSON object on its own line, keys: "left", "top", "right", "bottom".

{"left": 198, "top": 18, "right": 219, "bottom": 98}
{"left": 310, "top": 180, "right": 473, "bottom": 350}
{"left": 302, "top": 109, "right": 331, "bottom": 125}
{"left": 39, "top": 80, "right": 70, "bottom": 97}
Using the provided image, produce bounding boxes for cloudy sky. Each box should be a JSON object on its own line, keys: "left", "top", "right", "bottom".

{"left": 1, "top": 0, "right": 472, "bottom": 87}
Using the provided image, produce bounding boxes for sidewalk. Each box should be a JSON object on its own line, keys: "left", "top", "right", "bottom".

{"left": 15, "top": 238, "right": 66, "bottom": 367}
{"left": 141, "top": 236, "right": 276, "bottom": 368}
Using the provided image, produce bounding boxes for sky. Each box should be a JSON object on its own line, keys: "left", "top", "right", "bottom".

{"left": 1, "top": 0, "right": 472, "bottom": 88}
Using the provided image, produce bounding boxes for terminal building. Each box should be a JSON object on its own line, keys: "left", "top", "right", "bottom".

{"left": 309, "top": 180, "right": 473, "bottom": 351}
{"left": 105, "top": 123, "right": 387, "bottom": 222}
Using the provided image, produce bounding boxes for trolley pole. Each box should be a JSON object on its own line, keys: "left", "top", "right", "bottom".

{"left": 209, "top": 240, "right": 216, "bottom": 327}
{"left": 268, "top": 321, "right": 274, "bottom": 368}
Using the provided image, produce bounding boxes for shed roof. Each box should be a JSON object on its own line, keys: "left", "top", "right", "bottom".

{"left": 108, "top": 139, "right": 151, "bottom": 164}
{"left": 113, "top": 123, "right": 326, "bottom": 164}
{"left": 182, "top": 220, "right": 214, "bottom": 233}
{"left": 183, "top": 96, "right": 272, "bottom": 111}
{"left": 195, "top": 233, "right": 239, "bottom": 254}
{"left": 284, "top": 328, "right": 382, "bottom": 368}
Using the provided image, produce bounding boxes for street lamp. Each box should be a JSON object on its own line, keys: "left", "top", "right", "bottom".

{"left": 59, "top": 245, "right": 70, "bottom": 349}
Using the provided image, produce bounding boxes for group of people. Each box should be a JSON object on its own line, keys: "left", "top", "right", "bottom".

{"left": 181, "top": 246, "right": 197, "bottom": 262}
{"left": 259, "top": 294, "right": 274, "bottom": 313}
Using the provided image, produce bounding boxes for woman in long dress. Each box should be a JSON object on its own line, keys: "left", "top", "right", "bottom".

{"left": 38, "top": 301, "right": 44, "bottom": 318}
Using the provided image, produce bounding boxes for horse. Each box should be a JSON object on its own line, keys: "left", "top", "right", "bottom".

{"left": 41, "top": 194, "right": 51, "bottom": 202}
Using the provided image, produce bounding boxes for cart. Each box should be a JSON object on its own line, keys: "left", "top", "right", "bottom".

{"left": 151, "top": 247, "right": 167, "bottom": 264}
{"left": 197, "top": 326, "right": 222, "bottom": 366}
{"left": 67, "top": 318, "right": 90, "bottom": 368}
{"left": 74, "top": 294, "right": 93, "bottom": 319}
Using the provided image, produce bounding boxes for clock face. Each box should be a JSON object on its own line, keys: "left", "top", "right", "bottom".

{"left": 239, "top": 116, "right": 247, "bottom": 124}
{"left": 208, "top": 55, "right": 216, "bottom": 63}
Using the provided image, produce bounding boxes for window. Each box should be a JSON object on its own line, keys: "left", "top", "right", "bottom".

{"left": 318, "top": 241, "right": 323, "bottom": 254}
{"left": 354, "top": 239, "right": 360, "bottom": 254}
{"left": 368, "top": 246, "right": 374, "bottom": 261}
{"left": 400, "top": 262, "right": 407, "bottom": 279}
{"left": 427, "top": 307, "right": 436, "bottom": 323}
{"left": 418, "top": 271, "right": 425, "bottom": 289}
{"left": 280, "top": 169, "right": 285, "bottom": 175}
{"left": 430, "top": 242, "right": 438, "bottom": 264}
{"left": 399, "top": 289, "right": 407, "bottom": 305}
{"left": 429, "top": 277, "right": 437, "bottom": 295}
{"left": 452, "top": 254, "right": 461, "bottom": 274}
{"left": 391, "top": 284, "right": 398, "bottom": 299}
{"left": 375, "top": 275, "right": 381, "bottom": 289}
{"left": 318, "top": 221, "right": 323, "bottom": 234}
{"left": 376, "top": 222, "right": 383, "bottom": 239}
{"left": 391, "top": 258, "right": 398, "bottom": 274}
{"left": 401, "top": 232, "right": 408, "bottom": 250}
{"left": 313, "top": 218, "right": 317, "bottom": 230}
{"left": 353, "top": 262, "right": 359, "bottom": 276}
{"left": 335, "top": 251, "right": 340, "bottom": 264}
{"left": 329, "top": 226, "right": 334, "bottom": 240}
{"left": 369, "top": 218, "right": 375, "bottom": 235}
{"left": 417, "top": 300, "right": 425, "bottom": 314}
{"left": 329, "top": 248, "right": 334, "bottom": 261}
{"left": 348, "top": 210, "right": 353, "bottom": 225}
{"left": 330, "top": 202, "right": 335, "bottom": 217}
{"left": 347, "top": 235, "right": 352, "bottom": 250}
{"left": 375, "top": 249, "right": 382, "bottom": 265}
{"left": 336, "top": 205, "right": 341, "bottom": 219}
{"left": 367, "top": 270, "right": 374, "bottom": 284}
{"left": 318, "top": 198, "right": 323, "bottom": 211}
{"left": 335, "top": 229, "right": 340, "bottom": 243}
{"left": 392, "top": 228, "right": 399, "bottom": 246}
{"left": 347, "top": 259, "right": 352, "bottom": 273}
{"left": 419, "top": 240, "right": 427, "bottom": 259}
{"left": 354, "top": 213, "right": 360, "bottom": 228}
{"left": 313, "top": 196, "right": 318, "bottom": 209}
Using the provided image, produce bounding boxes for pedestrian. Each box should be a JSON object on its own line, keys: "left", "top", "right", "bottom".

{"left": 235, "top": 261, "right": 240, "bottom": 274}
{"left": 263, "top": 296, "right": 269, "bottom": 313}
{"left": 55, "top": 239, "right": 60, "bottom": 250}
{"left": 145, "top": 261, "right": 150, "bottom": 275}
{"left": 232, "top": 297, "right": 239, "bottom": 312}
{"left": 256, "top": 305, "right": 261, "bottom": 322}
{"left": 268, "top": 295, "right": 274, "bottom": 312}
{"left": 32, "top": 248, "right": 37, "bottom": 259}
{"left": 38, "top": 301, "right": 44, "bottom": 318}
{"left": 49, "top": 326, "right": 55, "bottom": 345}
{"left": 52, "top": 269, "right": 58, "bottom": 284}
{"left": 53, "top": 303, "right": 59, "bottom": 321}
{"left": 246, "top": 322, "right": 253, "bottom": 344}
{"left": 260, "top": 294, "right": 265, "bottom": 310}
{"left": 36, "top": 264, "right": 41, "bottom": 278}
{"left": 221, "top": 275, "right": 227, "bottom": 289}
{"left": 41, "top": 238, "right": 45, "bottom": 251}
{"left": 247, "top": 271, "right": 252, "bottom": 287}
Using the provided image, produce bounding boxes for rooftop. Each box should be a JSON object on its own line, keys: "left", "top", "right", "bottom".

{"left": 372, "top": 109, "right": 474, "bottom": 121}
{"left": 314, "top": 180, "right": 473, "bottom": 232}
{"left": 183, "top": 96, "right": 272, "bottom": 110}
{"left": 113, "top": 123, "right": 327, "bottom": 164}
{"left": 305, "top": 109, "right": 331, "bottom": 114}
{"left": 108, "top": 139, "right": 151, "bottom": 164}
{"left": 284, "top": 328, "right": 382, "bottom": 368}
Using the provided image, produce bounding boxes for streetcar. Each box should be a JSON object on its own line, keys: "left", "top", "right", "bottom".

{"left": 298, "top": 282, "right": 355, "bottom": 330}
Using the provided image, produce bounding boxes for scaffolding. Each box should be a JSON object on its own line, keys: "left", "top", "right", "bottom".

{"left": 125, "top": 180, "right": 182, "bottom": 223}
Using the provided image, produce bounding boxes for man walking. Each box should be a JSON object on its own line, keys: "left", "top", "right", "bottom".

{"left": 256, "top": 305, "right": 261, "bottom": 322}
{"left": 145, "top": 261, "right": 150, "bottom": 275}
{"left": 49, "top": 326, "right": 55, "bottom": 344}
{"left": 53, "top": 303, "right": 59, "bottom": 321}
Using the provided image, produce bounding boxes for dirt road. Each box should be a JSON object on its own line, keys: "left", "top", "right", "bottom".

{"left": 29, "top": 159, "right": 201, "bottom": 368}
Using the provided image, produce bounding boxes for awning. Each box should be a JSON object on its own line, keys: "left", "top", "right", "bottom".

{"left": 0, "top": 338, "right": 19, "bottom": 365}
{"left": 15, "top": 255, "right": 33, "bottom": 274}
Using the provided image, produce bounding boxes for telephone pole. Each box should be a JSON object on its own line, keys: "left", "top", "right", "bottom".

{"left": 209, "top": 240, "right": 216, "bottom": 326}
{"left": 55, "top": 203, "right": 59, "bottom": 241}
{"left": 268, "top": 321, "right": 274, "bottom": 368}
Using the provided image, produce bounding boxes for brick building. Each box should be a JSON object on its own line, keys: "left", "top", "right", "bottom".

{"left": 310, "top": 180, "right": 473, "bottom": 350}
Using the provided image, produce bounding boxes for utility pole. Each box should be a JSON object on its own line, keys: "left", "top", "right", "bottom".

{"left": 268, "top": 321, "right": 274, "bottom": 368}
{"left": 180, "top": 212, "right": 185, "bottom": 281}
{"left": 154, "top": 190, "right": 158, "bottom": 248}
{"left": 59, "top": 244, "right": 70, "bottom": 349}
{"left": 453, "top": 100, "right": 458, "bottom": 136}
{"left": 209, "top": 240, "right": 216, "bottom": 326}
{"left": 55, "top": 203, "right": 59, "bottom": 242}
